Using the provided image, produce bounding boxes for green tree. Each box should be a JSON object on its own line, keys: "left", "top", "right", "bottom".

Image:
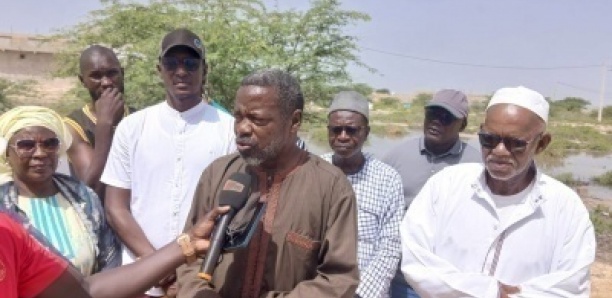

{"left": 593, "top": 106, "right": 612, "bottom": 119}
{"left": 604, "top": 106, "right": 612, "bottom": 118}
{"left": 551, "top": 97, "right": 590, "bottom": 112}
{"left": 0, "top": 79, "right": 13, "bottom": 112}
{"left": 53, "top": 0, "right": 371, "bottom": 110}
{"left": 347, "top": 83, "right": 373, "bottom": 98}
{"left": 412, "top": 92, "right": 433, "bottom": 107}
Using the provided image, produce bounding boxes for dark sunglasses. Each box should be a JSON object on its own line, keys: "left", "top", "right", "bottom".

{"left": 478, "top": 131, "right": 541, "bottom": 153}
{"left": 161, "top": 57, "right": 201, "bottom": 72}
{"left": 425, "top": 108, "right": 457, "bottom": 126}
{"left": 10, "top": 137, "right": 61, "bottom": 157}
{"left": 327, "top": 125, "right": 363, "bottom": 136}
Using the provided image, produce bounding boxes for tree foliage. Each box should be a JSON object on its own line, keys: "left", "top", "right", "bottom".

{"left": 590, "top": 105, "right": 612, "bottom": 120}
{"left": 412, "top": 92, "right": 433, "bottom": 107}
{"left": 551, "top": 97, "right": 590, "bottom": 112}
{"left": 0, "top": 79, "right": 13, "bottom": 112}
{"left": 53, "top": 0, "right": 371, "bottom": 110}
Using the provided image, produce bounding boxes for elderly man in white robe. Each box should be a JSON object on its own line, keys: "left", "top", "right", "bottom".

{"left": 399, "top": 86, "right": 596, "bottom": 298}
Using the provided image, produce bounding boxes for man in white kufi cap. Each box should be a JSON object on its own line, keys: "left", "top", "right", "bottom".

{"left": 399, "top": 86, "right": 595, "bottom": 297}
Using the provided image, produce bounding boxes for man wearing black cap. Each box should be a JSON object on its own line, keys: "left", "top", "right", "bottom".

{"left": 102, "top": 28, "right": 236, "bottom": 297}
{"left": 382, "top": 89, "right": 480, "bottom": 298}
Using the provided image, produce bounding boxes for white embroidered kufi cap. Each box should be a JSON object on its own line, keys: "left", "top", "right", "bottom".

{"left": 486, "top": 86, "right": 549, "bottom": 123}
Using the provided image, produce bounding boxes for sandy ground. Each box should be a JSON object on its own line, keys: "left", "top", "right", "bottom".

{"left": 6, "top": 77, "right": 612, "bottom": 296}
{"left": 592, "top": 261, "right": 612, "bottom": 297}
{"left": 571, "top": 193, "right": 612, "bottom": 296}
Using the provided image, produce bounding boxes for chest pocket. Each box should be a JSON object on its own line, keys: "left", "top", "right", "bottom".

{"left": 357, "top": 203, "right": 380, "bottom": 242}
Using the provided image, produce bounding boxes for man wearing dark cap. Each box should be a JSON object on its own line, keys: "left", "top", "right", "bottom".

{"left": 322, "top": 91, "right": 405, "bottom": 298}
{"left": 382, "top": 89, "right": 480, "bottom": 298}
{"left": 102, "top": 28, "right": 236, "bottom": 297}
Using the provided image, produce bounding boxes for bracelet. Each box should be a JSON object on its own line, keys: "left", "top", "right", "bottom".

{"left": 176, "top": 233, "right": 197, "bottom": 264}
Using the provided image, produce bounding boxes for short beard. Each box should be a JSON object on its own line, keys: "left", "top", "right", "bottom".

{"left": 241, "top": 137, "right": 284, "bottom": 167}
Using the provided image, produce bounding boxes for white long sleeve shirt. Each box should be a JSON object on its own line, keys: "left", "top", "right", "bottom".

{"left": 400, "top": 163, "right": 595, "bottom": 298}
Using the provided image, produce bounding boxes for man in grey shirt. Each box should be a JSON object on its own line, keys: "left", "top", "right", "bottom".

{"left": 383, "top": 89, "right": 481, "bottom": 298}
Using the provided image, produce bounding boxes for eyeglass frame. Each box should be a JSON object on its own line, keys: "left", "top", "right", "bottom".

{"left": 160, "top": 57, "right": 202, "bottom": 72}
{"left": 478, "top": 130, "right": 543, "bottom": 153}
{"left": 8, "top": 137, "right": 61, "bottom": 158}
{"left": 326, "top": 125, "right": 365, "bottom": 136}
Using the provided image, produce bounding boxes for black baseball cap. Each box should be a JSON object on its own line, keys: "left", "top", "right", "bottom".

{"left": 159, "top": 28, "right": 205, "bottom": 59}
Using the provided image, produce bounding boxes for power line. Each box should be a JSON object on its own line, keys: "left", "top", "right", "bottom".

{"left": 361, "top": 46, "right": 602, "bottom": 70}
{"left": 556, "top": 81, "right": 612, "bottom": 101}
{"left": 557, "top": 81, "right": 600, "bottom": 94}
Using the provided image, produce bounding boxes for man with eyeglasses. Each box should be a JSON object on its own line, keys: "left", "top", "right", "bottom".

{"left": 102, "top": 28, "right": 235, "bottom": 297}
{"left": 383, "top": 89, "right": 480, "bottom": 298}
{"left": 321, "top": 91, "right": 405, "bottom": 298}
{"left": 399, "top": 86, "right": 595, "bottom": 297}
{"left": 64, "top": 45, "right": 135, "bottom": 197}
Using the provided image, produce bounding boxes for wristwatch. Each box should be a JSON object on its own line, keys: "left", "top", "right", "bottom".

{"left": 176, "top": 233, "right": 197, "bottom": 264}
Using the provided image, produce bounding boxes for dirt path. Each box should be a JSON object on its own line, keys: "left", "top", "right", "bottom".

{"left": 592, "top": 261, "right": 612, "bottom": 297}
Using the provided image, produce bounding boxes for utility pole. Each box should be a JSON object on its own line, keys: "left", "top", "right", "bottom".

{"left": 598, "top": 62, "right": 607, "bottom": 123}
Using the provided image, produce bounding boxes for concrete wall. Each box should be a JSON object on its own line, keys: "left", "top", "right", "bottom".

{"left": 0, "top": 50, "right": 55, "bottom": 76}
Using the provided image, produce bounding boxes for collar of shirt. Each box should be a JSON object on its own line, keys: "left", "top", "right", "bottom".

{"left": 419, "top": 137, "right": 464, "bottom": 158}
{"left": 160, "top": 99, "right": 208, "bottom": 122}
{"left": 469, "top": 165, "right": 548, "bottom": 231}
{"left": 160, "top": 100, "right": 210, "bottom": 135}
{"left": 345, "top": 152, "right": 373, "bottom": 178}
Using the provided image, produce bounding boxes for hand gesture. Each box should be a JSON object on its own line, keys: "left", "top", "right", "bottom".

{"left": 95, "top": 87, "right": 124, "bottom": 126}
{"left": 189, "top": 206, "right": 230, "bottom": 255}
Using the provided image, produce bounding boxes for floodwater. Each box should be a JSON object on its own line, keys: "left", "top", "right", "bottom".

{"left": 303, "top": 132, "right": 612, "bottom": 200}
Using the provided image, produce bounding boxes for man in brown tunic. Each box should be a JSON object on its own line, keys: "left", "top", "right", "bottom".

{"left": 176, "top": 69, "right": 359, "bottom": 298}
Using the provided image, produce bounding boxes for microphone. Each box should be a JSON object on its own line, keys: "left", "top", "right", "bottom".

{"left": 198, "top": 172, "right": 251, "bottom": 282}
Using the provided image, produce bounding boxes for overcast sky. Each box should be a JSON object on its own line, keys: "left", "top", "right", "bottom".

{"left": 4, "top": 0, "right": 612, "bottom": 105}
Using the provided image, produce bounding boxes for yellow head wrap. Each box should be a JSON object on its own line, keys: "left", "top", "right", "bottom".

{"left": 0, "top": 106, "right": 72, "bottom": 182}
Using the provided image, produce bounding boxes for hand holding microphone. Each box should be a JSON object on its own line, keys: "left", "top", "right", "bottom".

{"left": 198, "top": 172, "right": 252, "bottom": 282}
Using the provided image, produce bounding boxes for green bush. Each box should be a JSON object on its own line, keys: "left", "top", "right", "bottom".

{"left": 544, "top": 125, "right": 612, "bottom": 158}
{"left": 593, "top": 171, "right": 612, "bottom": 187}
{"left": 551, "top": 97, "right": 590, "bottom": 112}
{"left": 373, "top": 96, "right": 402, "bottom": 110}
{"left": 553, "top": 172, "right": 585, "bottom": 187}
{"left": 591, "top": 205, "right": 612, "bottom": 235}
{"left": 0, "top": 78, "right": 12, "bottom": 112}
{"left": 412, "top": 92, "right": 432, "bottom": 107}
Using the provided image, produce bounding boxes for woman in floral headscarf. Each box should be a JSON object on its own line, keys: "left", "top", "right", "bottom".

{"left": 0, "top": 106, "right": 120, "bottom": 275}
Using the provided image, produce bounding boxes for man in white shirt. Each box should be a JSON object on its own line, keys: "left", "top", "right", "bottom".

{"left": 101, "top": 28, "right": 235, "bottom": 297}
{"left": 400, "top": 86, "right": 596, "bottom": 298}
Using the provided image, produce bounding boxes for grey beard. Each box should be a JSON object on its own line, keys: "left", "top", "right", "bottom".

{"left": 239, "top": 138, "right": 283, "bottom": 167}
{"left": 243, "top": 156, "right": 263, "bottom": 166}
